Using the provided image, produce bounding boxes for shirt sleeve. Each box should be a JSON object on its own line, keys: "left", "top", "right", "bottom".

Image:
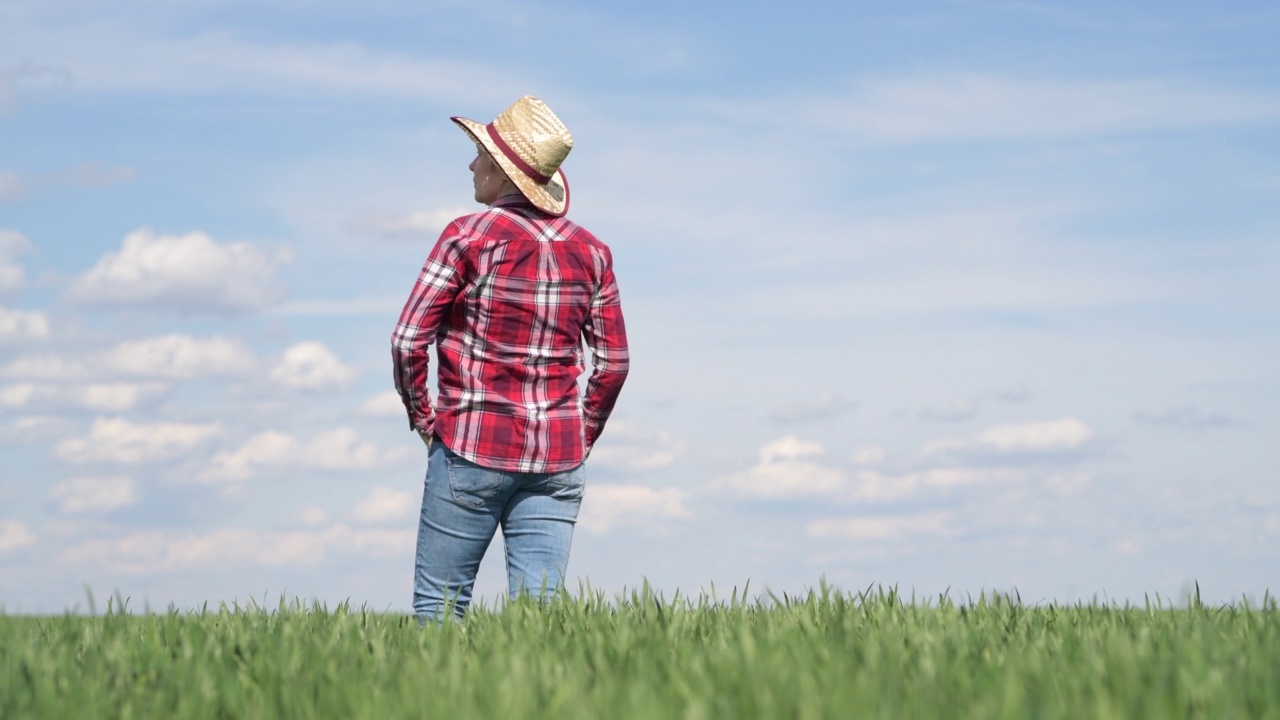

{"left": 580, "top": 245, "right": 630, "bottom": 450}
{"left": 391, "top": 223, "right": 469, "bottom": 436}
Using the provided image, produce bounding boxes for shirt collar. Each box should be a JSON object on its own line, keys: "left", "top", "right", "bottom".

{"left": 490, "top": 193, "right": 532, "bottom": 209}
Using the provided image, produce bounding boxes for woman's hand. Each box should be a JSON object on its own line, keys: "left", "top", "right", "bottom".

{"left": 418, "top": 429, "right": 433, "bottom": 450}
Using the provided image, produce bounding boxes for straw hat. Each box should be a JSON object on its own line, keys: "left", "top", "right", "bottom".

{"left": 452, "top": 96, "right": 574, "bottom": 217}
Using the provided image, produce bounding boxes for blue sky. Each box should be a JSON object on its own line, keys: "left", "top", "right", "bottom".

{"left": 2, "top": 0, "right": 1278, "bottom": 612}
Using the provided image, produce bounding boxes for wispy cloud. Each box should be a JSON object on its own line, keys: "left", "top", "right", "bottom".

{"left": 46, "top": 163, "right": 136, "bottom": 187}
{"left": 271, "top": 296, "right": 403, "bottom": 317}
{"left": 349, "top": 207, "right": 471, "bottom": 241}
{"left": 0, "top": 416, "right": 74, "bottom": 446}
{"left": 918, "top": 386, "right": 1034, "bottom": 422}
{"left": 919, "top": 397, "right": 982, "bottom": 422}
{"left": 808, "top": 511, "right": 953, "bottom": 542}
{"left": 713, "top": 75, "right": 1280, "bottom": 144}
{"left": 844, "top": 466, "right": 1027, "bottom": 503}
{"left": 770, "top": 392, "right": 857, "bottom": 424}
{"left": 0, "top": 171, "right": 25, "bottom": 201}
{"left": 12, "top": 26, "right": 526, "bottom": 104}
{"left": 57, "top": 525, "right": 415, "bottom": 574}
{"left": 0, "top": 164, "right": 135, "bottom": 200}
{"left": 923, "top": 417, "right": 1097, "bottom": 461}
{"left": 0, "top": 60, "right": 73, "bottom": 116}
{"left": 0, "top": 230, "right": 31, "bottom": 293}
{"left": 1134, "top": 404, "right": 1243, "bottom": 429}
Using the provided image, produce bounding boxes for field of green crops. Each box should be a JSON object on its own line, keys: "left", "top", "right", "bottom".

{"left": 2, "top": 585, "right": 1277, "bottom": 719}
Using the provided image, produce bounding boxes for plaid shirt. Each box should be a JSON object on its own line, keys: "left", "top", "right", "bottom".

{"left": 391, "top": 195, "right": 629, "bottom": 473}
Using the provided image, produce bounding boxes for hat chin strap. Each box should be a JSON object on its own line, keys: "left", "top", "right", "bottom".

{"left": 486, "top": 123, "right": 554, "bottom": 186}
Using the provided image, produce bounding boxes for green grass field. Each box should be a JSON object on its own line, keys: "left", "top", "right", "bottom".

{"left": 2, "top": 585, "right": 1277, "bottom": 719}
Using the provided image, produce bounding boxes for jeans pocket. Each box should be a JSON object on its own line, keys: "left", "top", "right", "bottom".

{"left": 547, "top": 466, "right": 586, "bottom": 502}
{"left": 446, "top": 453, "right": 506, "bottom": 509}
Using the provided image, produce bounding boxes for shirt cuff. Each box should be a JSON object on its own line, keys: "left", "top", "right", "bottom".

{"left": 410, "top": 410, "right": 434, "bottom": 436}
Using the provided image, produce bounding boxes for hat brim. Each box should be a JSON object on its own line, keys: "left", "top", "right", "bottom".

{"left": 452, "top": 116, "right": 570, "bottom": 217}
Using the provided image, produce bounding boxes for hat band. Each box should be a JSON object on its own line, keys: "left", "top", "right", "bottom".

{"left": 486, "top": 123, "right": 554, "bottom": 186}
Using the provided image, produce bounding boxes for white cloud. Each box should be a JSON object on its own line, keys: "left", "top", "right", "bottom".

{"left": 65, "top": 228, "right": 289, "bottom": 312}
{"left": 769, "top": 391, "right": 856, "bottom": 424}
{"left": 269, "top": 341, "right": 357, "bottom": 392}
{"left": 351, "top": 207, "right": 471, "bottom": 240}
{"left": 58, "top": 525, "right": 415, "bottom": 573}
{"left": 201, "top": 427, "right": 384, "bottom": 482}
{"left": 980, "top": 418, "right": 1093, "bottom": 451}
{"left": 711, "top": 436, "right": 846, "bottom": 499}
{"left": 102, "top": 334, "right": 257, "bottom": 379}
{"left": 56, "top": 418, "right": 223, "bottom": 464}
{"left": 359, "top": 390, "right": 405, "bottom": 418}
{"left": 712, "top": 437, "right": 1029, "bottom": 504}
{"left": 0, "top": 229, "right": 32, "bottom": 292}
{"left": 0, "top": 355, "right": 89, "bottom": 381}
{"left": 0, "top": 519, "right": 37, "bottom": 553}
{"left": 739, "top": 75, "right": 1280, "bottom": 145}
{"left": 0, "top": 384, "right": 34, "bottom": 408}
{"left": 78, "top": 383, "right": 168, "bottom": 412}
{"left": 0, "top": 382, "right": 168, "bottom": 412}
{"left": 48, "top": 476, "right": 139, "bottom": 515}
{"left": 761, "top": 436, "right": 827, "bottom": 464}
{"left": 924, "top": 418, "right": 1094, "bottom": 456}
{"left": 0, "top": 307, "right": 50, "bottom": 343}
{"left": 3, "top": 332, "right": 255, "bottom": 386}
{"left": 297, "top": 506, "right": 329, "bottom": 526}
{"left": 579, "top": 484, "right": 693, "bottom": 533}
{"left": 351, "top": 486, "right": 417, "bottom": 524}
{"left": 588, "top": 420, "right": 682, "bottom": 474}
{"left": 808, "top": 511, "right": 953, "bottom": 542}
{"left": 201, "top": 431, "right": 297, "bottom": 481}
{"left": 307, "top": 428, "right": 381, "bottom": 470}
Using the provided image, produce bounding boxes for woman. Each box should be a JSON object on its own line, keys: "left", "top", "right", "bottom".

{"left": 391, "top": 96, "right": 629, "bottom": 621}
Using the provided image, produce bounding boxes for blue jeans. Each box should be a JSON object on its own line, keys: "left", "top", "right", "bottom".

{"left": 413, "top": 441, "right": 585, "bottom": 621}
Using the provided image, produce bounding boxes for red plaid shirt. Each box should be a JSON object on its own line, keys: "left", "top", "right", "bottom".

{"left": 391, "top": 196, "right": 629, "bottom": 473}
